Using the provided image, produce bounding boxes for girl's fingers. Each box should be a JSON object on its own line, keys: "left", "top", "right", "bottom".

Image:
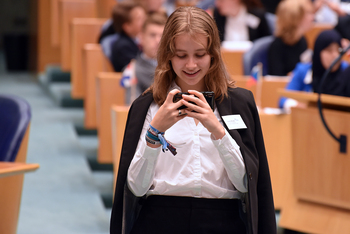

{"left": 165, "top": 89, "right": 181, "bottom": 104}
{"left": 188, "top": 90, "right": 207, "bottom": 103}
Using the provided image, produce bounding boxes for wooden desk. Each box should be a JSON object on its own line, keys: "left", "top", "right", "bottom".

{"left": 234, "top": 76, "right": 289, "bottom": 108}
{"left": 221, "top": 49, "right": 245, "bottom": 76}
{"left": 59, "top": 0, "right": 97, "bottom": 71}
{"left": 278, "top": 90, "right": 350, "bottom": 234}
{"left": 111, "top": 105, "right": 129, "bottom": 190}
{"left": 83, "top": 44, "right": 113, "bottom": 129}
{"left": 96, "top": 72, "right": 125, "bottom": 163}
{"left": 0, "top": 162, "right": 39, "bottom": 234}
{"left": 96, "top": 0, "right": 116, "bottom": 18}
{"left": 51, "top": 0, "right": 61, "bottom": 47}
{"left": 0, "top": 162, "right": 39, "bottom": 179}
{"left": 0, "top": 125, "right": 39, "bottom": 234}
{"left": 71, "top": 18, "right": 107, "bottom": 99}
{"left": 259, "top": 112, "right": 292, "bottom": 210}
{"left": 37, "top": 0, "right": 61, "bottom": 72}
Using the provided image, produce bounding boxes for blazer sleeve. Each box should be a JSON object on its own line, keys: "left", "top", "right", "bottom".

{"left": 248, "top": 91, "right": 277, "bottom": 233}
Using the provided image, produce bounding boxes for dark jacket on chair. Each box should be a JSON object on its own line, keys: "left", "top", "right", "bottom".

{"left": 110, "top": 87, "right": 277, "bottom": 234}
{"left": 213, "top": 7, "right": 271, "bottom": 42}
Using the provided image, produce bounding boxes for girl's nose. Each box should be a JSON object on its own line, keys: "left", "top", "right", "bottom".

{"left": 186, "top": 57, "right": 197, "bottom": 68}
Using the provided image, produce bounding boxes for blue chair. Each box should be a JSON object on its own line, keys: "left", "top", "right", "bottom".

{"left": 243, "top": 35, "right": 275, "bottom": 76}
{"left": 0, "top": 94, "right": 31, "bottom": 162}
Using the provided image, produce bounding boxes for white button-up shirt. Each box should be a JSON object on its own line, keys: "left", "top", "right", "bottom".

{"left": 127, "top": 88, "right": 247, "bottom": 199}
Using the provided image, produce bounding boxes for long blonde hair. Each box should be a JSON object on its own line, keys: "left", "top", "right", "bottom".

{"left": 146, "top": 6, "right": 234, "bottom": 106}
{"left": 275, "top": 0, "right": 313, "bottom": 45}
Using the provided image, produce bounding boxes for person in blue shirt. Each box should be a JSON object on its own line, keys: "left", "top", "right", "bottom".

{"left": 279, "top": 29, "right": 349, "bottom": 112}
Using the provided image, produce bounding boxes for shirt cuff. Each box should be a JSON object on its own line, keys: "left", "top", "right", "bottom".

{"left": 142, "top": 139, "right": 162, "bottom": 162}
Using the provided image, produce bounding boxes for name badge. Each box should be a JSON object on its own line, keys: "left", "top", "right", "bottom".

{"left": 222, "top": 115, "right": 247, "bottom": 130}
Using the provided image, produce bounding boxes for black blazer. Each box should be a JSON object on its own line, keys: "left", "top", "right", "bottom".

{"left": 110, "top": 33, "right": 140, "bottom": 72}
{"left": 110, "top": 87, "right": 277, "bottom": 234}
{"left": 213, "top": 7, "right": 271, "bottom": 42}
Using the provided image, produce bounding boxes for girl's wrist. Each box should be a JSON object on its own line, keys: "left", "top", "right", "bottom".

{"left": 211, "top": 126, "right": 226, "bottom": 140}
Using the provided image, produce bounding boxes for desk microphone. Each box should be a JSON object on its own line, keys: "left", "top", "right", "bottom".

{"left": 317, "top": 43, "right": 350, "bottom": 154}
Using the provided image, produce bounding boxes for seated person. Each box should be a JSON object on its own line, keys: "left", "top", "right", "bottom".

{"left": 279, "top": 29, "right": 349, "bottom": 112}
{"left": 334, "top": 65, "right": 350, "bottom": 97}
{"left": 268, "top": 0, "right": 314, "bottom": 76}
{"left": 313, "top": 0, "right": 349, "bottom": 24}
{"left": 110, "top": 2, "right": 147, "bottom": 72}
{"left": 99, "top": 0, "right": 169, "bottom": 44}
{"left": 312, "top": 29, "right": 350, "bottom": 95}
{"left": 213, "top": 0, "right": 271, "bottom": 42}
{"left": 121, "top": 12, "right": 167, "bottom": 104}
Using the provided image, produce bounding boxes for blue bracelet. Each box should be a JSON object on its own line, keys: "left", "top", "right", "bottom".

{"left": 146, "top": 130, "right": 160, "bottom": 141}
{"left": 149, "top": 124, "right": 177, "bottom": 156}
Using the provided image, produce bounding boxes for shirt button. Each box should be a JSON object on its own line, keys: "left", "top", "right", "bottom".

{"left": 194, "top": 132, "right": 198, "bottom": 136}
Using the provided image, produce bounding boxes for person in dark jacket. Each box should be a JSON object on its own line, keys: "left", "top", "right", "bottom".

{"left": 268, "top": 0, "right": 315, "bottom": 76}
{"left": 110, "top": 6, "right": 276, "bottom": 234}
{"left": 312, "top": 30, "right": 350, "bottom": 95}
{"left": 213, "top": 0, "right": 271, "bottom": 42}
{"left": 109, "top": 1, "right": 146, "bottom": 72}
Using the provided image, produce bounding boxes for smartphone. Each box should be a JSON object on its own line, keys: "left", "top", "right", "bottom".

{"left": 173, "top": 91, "right": 215, "bottom": 111}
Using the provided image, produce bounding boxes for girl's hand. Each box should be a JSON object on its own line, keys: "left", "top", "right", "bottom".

{"left": 181, "top": 90, "right": 225, "bottom": 139}
{"left": 150, "top": 89, "right": 187, "bottom": 132}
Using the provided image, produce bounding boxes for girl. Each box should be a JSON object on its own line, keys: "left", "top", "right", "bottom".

{"left": 110, "top": 6, "right": 276, "bottom": 234}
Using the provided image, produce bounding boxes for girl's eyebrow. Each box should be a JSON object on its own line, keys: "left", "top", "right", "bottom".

{"left": 175, "top": 49, "right": 207, "bottom": 52}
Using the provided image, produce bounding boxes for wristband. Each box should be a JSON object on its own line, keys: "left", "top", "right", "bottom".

{"left": 149, "top": 124, "right": 177, "bottom": 156}
{"left": 145, "top": 135, "right": 161, "bottom": 145}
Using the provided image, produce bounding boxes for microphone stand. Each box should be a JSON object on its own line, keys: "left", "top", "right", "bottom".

{"left": 317, "top": 43, "right": 350, "bottom": 153}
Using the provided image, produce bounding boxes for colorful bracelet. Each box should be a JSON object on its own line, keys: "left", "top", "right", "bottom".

{"left": 148, "top": 124, "right": 177, "bottom": 156}
{"left": 145, "top": 134, "right": 161, "bottom": 145}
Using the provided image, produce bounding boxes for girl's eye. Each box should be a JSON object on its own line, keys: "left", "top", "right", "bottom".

{"left": 196, "top": 54, "right": 206, "bottom": 58}
{"left": 176, "top": 54, "right": 186, "bottom": 59}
